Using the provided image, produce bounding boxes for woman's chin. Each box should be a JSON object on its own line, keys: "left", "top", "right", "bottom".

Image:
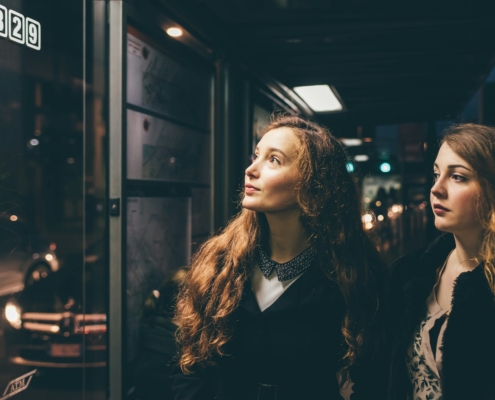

{"left": 242, "top": 199, "right": 259, "bottom": 211}
{"left": 434, "top": 221, "right": 453, "bottom": 233}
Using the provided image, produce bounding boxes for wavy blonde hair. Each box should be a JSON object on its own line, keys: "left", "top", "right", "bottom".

{"left": 441, "top": 123, "right": 495, "bottom": 293}
{"left": 175, "top": 114, "right": 386, "bottom": 385}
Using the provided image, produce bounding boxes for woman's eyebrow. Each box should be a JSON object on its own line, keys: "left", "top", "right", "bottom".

{"left": 448, "top": 164, "right": 472, "bottom": 171}
{"left": 255, "top": 146, "right": 288, "bottom": 158}
{"left": 433, "top": 162, "right": 472, "bottom": 171}
{"left": 267, "top": 147, "right": 288, "bottom": 158}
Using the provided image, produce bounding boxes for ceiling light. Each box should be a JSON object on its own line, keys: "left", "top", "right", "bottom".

{"left": 354, "top": 155, "right": 369, "bottom": 162}
{"left": 166, "top": 27, "right": 183, "bottom": 38}
{"left": 340, "top": 138, "right": 362, "bottom": 147}
{"left": 293, "top": 85, "right": 343, "bottom": 112}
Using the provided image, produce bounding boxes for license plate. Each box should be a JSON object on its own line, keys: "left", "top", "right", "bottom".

{"left": 49, "top": 344, "right": 81, "bottom": 357}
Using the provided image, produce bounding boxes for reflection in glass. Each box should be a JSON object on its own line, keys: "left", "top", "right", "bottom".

{"left": 0, "top": 1, "right": 107, "bottom": 398}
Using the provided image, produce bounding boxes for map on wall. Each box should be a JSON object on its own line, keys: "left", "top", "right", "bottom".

{"left": 127, "top": 109, "right": 210, "bottom": 184}
{"left": 126, "top": 196, "right": 191, "bottom": 361}
{"left": 127, "top": 30, "right": 211, "bottom": 130}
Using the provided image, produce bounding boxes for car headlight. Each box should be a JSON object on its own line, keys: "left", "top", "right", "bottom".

{"left": 5, "top": 301, "right": 22, "bottom": 329}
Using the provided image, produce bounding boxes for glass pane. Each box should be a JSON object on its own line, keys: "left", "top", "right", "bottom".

{"left": 0, "top": 1, "right": 107, "bottom": 399}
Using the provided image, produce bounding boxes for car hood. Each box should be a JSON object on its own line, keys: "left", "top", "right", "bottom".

{"left": 17, "top": 260, "right": 106, "bottom": 314}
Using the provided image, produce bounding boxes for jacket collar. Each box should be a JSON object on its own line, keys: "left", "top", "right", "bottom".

{"left": 418, "top": 233, "right": 456, "bottom": 274}
{"left": 403, "top": 233, "right": 492, "bottom": 316}
{"left": 402, "top": 234, "right": 456, "bottom": 327}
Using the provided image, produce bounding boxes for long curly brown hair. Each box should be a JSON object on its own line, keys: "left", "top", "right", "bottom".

{"left": 441, "top": 123, "right": 495, "bottom": 294}
{"left": 175, "top": 114, "right": 386, "bottom": 384}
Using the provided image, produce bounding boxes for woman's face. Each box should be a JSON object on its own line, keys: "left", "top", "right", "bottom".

{"left": 242, "top": 127, "right": 301, "bottom": 214}
{"left": 431, "top": 143, "right": 481, "bottom": 236}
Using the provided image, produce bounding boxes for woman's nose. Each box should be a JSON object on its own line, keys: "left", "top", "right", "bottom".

{"left": 431, "top": 179, "right": 446, "bottom": 199}
{"left": 245, "top": 162, "right": 257, "bottom": 177}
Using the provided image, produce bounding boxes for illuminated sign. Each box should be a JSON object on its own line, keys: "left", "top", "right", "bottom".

{"left": 0, "top": 5, "right": 40, "bottom": 50}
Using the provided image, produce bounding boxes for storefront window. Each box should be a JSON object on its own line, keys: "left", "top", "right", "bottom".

{"left": 0, "top": 1, "right": 107, "bottom": 398}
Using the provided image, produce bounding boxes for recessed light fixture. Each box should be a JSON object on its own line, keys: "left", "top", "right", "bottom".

{"left": 354, "top": 154, "right": 369, "bottom": 162}
{"left": 166, "top": 27, "right": 183, "bottom": 38}
{"left": 293, "top": 84, "right": 343, "bottom": 112}
{"left": 340, "top": 138, "right": 362, "bottom": 147}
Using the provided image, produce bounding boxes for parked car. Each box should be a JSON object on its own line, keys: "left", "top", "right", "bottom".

{"left": 0, "top": 213, "right": 59, "bottom": 297}
{"left": 3, "top": 249, "right": 107, "bottom": 368}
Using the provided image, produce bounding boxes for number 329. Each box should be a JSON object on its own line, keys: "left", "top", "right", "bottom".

{"left": 0, "top": 5, "right": 41, "bottom": 51}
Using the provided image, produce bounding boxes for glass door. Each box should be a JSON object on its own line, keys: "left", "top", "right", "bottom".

{"left": 0, "top": 1, "right": 107, "bottom": 399}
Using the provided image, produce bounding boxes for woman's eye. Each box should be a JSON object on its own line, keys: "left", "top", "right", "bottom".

{"left": 452, "top": 174, "right": 466, "bottom": 182}
{"left": 432, "top": 172, "right": 439, "bottom": 182}
{"left": 269, "top": 156, "right": 280, "bottom": 164}
{"left": 251, "top": 154, "right": 259, "bottom": 163}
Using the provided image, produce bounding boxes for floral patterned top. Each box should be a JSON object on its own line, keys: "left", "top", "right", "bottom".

{"left": 405, "top": 260, "right": 449, "bottom": 400}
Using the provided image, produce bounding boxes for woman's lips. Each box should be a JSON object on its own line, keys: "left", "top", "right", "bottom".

{"left": 433, "top": 203, "right": 449, "bottom": 215}
{"left": 245, "top": 184, "right": 259, "bottom": 194}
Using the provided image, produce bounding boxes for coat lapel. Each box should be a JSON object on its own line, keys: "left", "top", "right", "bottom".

{"left": 389, "top": 234, "right": 455, "bottom": 399}
{"left": 402, "top": 235, "right": 454, "bottom": 334}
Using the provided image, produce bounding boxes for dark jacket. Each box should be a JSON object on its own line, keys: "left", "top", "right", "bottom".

{"left": 171, "top": 266, "right": 387, "bottom": 400}
{"left": 387, "top": 234, "right": 495, "bottom": 400}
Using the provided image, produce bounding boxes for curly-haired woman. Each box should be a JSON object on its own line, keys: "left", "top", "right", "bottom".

{"left": 172, "top": 114, "right": 388, "bottom": 400}
{"left": 387, "top": 123, "right": 495, "bottom": 400}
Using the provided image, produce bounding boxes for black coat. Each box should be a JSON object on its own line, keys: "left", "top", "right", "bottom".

{"left": 171, "top": 266, "right": 387, "bottom": 400}
{"left": 387, "top": 234, "right": 495, "bottom": 400}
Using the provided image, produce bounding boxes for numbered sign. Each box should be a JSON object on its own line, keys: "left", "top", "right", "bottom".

{"left": 26, "top": 18, "right": 40, "bottom": 50}
{"left": 8, "top": 9, "right": 24, "bottom": 45}
{"left": 0, "top": 5, "right": 7, "bottom": 38}
{"left": 0, "top": 6, "right": 41, "bottom": 50}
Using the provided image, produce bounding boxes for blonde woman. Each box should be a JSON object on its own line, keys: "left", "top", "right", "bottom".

{"left": 388, "top": 123, "right": 495, "bottom": 399}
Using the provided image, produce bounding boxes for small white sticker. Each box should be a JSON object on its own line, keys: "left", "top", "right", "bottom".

{"left": 0, "top": 5, "right": 7, "bottom": 38}
{"left": 0, "top": 369, "right": 37, "bottom": 400}
{"left": 26, "top": 18, "right": 40, "bottom": 50}
{"left": 8, "top": 9, "right": 24, "bottom": 45}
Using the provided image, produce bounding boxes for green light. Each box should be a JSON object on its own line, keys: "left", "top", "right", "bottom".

{"left": 346, "top": 162, "right": 355, "bottom": 173}
{"left": 379, "top": 162, "right": 391, "bottom": 173}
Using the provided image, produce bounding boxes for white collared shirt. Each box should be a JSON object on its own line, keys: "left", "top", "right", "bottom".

{"left": 250, "top": 263, "right": 304, "bottom": 312}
